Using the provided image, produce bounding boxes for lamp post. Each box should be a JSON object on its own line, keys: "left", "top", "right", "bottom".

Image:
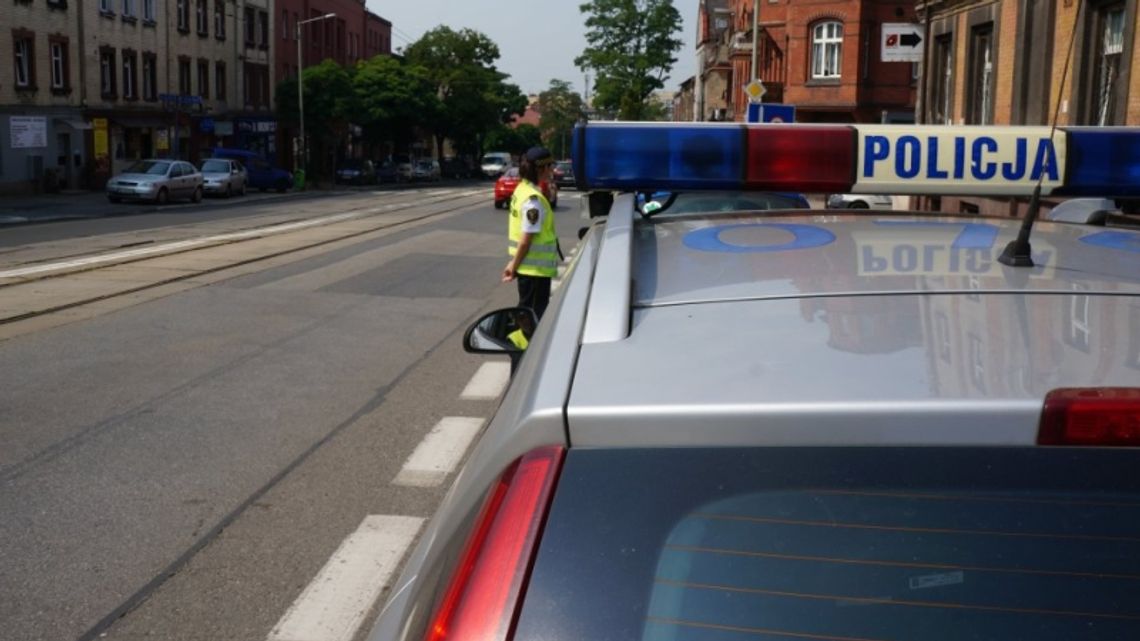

{"left": 751, "top": 0, "right": 759, "bottom": 83}
{"left": 296, "top": 12, "right": 336, "bottom": 180}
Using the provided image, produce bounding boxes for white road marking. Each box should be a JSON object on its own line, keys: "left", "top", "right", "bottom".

{"left": 0, "top": 190, "right": 487, "bottom": 279}
{"left": 459, "top": 362, "right": 511, "bottom": 400}
{"left": 267, "top": 515, "right": 424, "bottom": 641}
{"left": 393, "top": 417, "right": 484, "bottom": 487}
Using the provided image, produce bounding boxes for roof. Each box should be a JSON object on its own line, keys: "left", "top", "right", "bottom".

{"left": 566, "top": 207, "right": 1140, "bottom": 448}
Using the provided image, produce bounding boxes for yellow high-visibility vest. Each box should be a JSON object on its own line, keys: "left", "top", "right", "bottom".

{"left": 508, "top": 180, "right": 557, "bottom": 278}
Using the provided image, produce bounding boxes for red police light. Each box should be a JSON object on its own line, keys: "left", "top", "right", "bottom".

{"left": 1038, "top": 388, "right": 1140, "bottom": 445}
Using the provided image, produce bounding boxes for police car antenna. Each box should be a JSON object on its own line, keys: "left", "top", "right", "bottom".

{"left": 998, "top": 0, "right": 1083, "bottom": 267}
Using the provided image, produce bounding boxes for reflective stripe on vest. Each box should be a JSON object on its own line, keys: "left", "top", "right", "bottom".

{"left": 508, "top": 180, "right": 558, "bottom": 278}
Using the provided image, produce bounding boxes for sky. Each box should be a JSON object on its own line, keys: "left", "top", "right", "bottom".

{"left": 364, "top": 0, "right": 701, "bottom": 98}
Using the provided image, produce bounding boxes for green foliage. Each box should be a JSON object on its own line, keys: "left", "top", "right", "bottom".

{"left": 484, "top": 124, "right": 543, "bottom": 156}
{"left": 353, "top": 56, "right": 440, "bottom": 148}
{"left": 576, "top": 0, "right": 683, "bottom": 120}
{"left": 404, "top": 26, "right": 527, "bottom": 157}
{"left": 537, "top": 79, "right": 585, "bottom": 158}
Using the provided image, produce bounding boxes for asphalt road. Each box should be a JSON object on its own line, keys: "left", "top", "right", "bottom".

{"left": 0, "top": 186, "right": 584, "bottom": 641}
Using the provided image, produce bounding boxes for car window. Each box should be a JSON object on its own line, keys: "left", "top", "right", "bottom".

{"left": 638, "top": 191, "right": 809, "bottom": 216}
{"left": 201, "top": 160, "right": 229, "bottom": 173}
{"left": 518, "top": 447, "right": 1140, "bottom": 641}
{"left": 503, "top": 167, "right": 519, "bottom": 178}
{"left": 126, "top": 160, "right": 172, "bottom": 175}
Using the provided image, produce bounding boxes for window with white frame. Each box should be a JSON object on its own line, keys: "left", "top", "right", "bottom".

{"left": 214, "top": 0, "right": 225, "bottom": 38}
{"left": 143, "top": 0, "right": 155, "bottom": 22}
{"left": 968, "top": 24, "right": 994, "bottom": 124}
{"left": 196, "top": 0, "right": 208, "bottom": 34}
{"left": 99, "top": 0, "right": 113, "bottom": 13}
{"left": 177, "top": 0, "right": 189, "bottom": 31}
{"left": 122, "top": 51, "right": 136, "bottom": 99}
{"left": 122, "top": 0, "right": 135, "bottom": 17}
{"left": 100, "top": 47, "right": 117, "bottom": 97}
{"left": 14, "top": 37, "right": 33, "bottom": 87}
{"left": 143, "top": 53, "right": 156, "bottom": 100}
{"left": 811, "top": 21, "right": 843, "bottom": 79}
{"left": 50, "top": 42, "right": 66, "bottom": 89}
{"left": 1094, "top": 5, "right": 1125, "bottom": 125}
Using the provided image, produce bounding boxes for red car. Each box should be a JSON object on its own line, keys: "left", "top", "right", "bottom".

{"left": 493, "top": 167, "right": 559, "bottom": 210}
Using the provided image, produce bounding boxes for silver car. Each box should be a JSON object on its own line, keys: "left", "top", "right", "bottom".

{"left": 367, "top": 122, "right": 1140, "bottom": 641}
{"left": 106, "top": 159, "right": 203, "bottom": 205}
{"left": 827, "top": 192, "right": 895, "bottom": 209}
{"left": 199, "top": 158, "right": 247, "bottom": 197}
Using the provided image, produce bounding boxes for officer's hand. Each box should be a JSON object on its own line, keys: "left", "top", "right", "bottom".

{"left": 502, "top": 263, "right": 517, "bottom": 282}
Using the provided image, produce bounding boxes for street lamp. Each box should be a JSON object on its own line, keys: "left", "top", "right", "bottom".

{"left": 297, "top": 12, "right": 336, "bottom": 182}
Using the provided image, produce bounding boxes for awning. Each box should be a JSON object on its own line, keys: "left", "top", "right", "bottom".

{"left": 113, "top": 116, "right": 168, "bottom": 129}
{"left": 53, "top": 118, "right": 93, "bottom": 130}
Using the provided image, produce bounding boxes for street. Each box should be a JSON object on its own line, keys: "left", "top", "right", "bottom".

{"left": 0, "top": 184, "right": 583, "bottom": 641}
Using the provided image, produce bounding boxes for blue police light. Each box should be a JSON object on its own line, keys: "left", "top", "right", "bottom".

{"left": 1057, "top": 128, "right": 1140, "bottom": 197}
{"left": 573, "top": 122, "right": 1140, "bottom": 198}
{"left": 575, "top": 123, "right": 744, "bottom": 190}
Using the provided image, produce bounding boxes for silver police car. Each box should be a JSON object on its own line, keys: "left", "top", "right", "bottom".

{"left": 367, "top": 122, "right": 1140, "bottom": 641}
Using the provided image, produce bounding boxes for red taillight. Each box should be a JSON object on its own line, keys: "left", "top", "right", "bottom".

{"left": 1038, "top": 388, "right": 1140, "bottom": 445}
{"left": 744, "top": 126, "right": 856, "bottom": 193}
{"left": 425, "top": 446, "right": 565, "bottom": 641}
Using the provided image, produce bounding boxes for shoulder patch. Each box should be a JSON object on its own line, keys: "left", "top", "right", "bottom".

{"left": 526, "top": 206, "right": 540, "bottom": 225}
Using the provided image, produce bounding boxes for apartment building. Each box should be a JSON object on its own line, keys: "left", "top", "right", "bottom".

{"left": 2, "top": 0, "right": 92, "bottom": 193}
{"left": 2, "top": 0, "right": 276, "bottom": 193}
{"left": 688, "top": 0, "right": 918, "bottom": 123}
{"left": 919, "top": 0, "right": 1140, "bottom": 216}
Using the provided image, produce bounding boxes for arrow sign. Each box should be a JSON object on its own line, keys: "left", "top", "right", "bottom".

{"left": 882, "top": 23, "right": 924, "bottom": 62}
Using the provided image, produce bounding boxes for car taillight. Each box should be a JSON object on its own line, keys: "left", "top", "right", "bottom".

{"left": 1038, "top": 388, "right": 1140, "bottom": 445}
{"left": 425, "top": 446, "right": 564, "bottom": 641}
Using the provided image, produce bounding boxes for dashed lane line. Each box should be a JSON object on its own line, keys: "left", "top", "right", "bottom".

{"left": 392, "top": 417, "right": 485, "bottom": 488}
{"left": 459, "top": 362, "right": 512, "bottom": 400}
{"left": 267, "top": 515, "right": 425, "bottom": 641}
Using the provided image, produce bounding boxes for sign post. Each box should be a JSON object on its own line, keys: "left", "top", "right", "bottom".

{"left": 881, "top": 23, "right": 924, "bottom": 62}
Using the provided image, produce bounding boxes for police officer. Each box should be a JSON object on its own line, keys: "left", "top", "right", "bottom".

{"left": 502, "top": 146, "right": 558, "bottom": 320}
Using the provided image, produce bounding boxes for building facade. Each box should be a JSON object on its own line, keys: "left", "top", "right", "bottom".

{"left": 686, "top": 0, "right": 918, "bottom": 124}
{"left": 2, "top": 0, "right": 277, "bottom": 194}
{"left": 919, "top": 0, "right": 1140, "bottom": 216}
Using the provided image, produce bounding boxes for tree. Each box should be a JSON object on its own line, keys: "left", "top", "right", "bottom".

{"left": 405, "top": 26, "right": 527, "bottom": 160}
{"left": 485, "top": 124, "right": 543, "bottom": 156}
{"left": 276, "top": 59, "right": 356, "bottom": 180}
{"left": 576, "top": 0, "right": 683, "bottom": 120}
{"left": 353, "top": 56, "right": 440, "bottom": 153}
{"left": 537, "top": 79, "right": 585, "bottom": 159}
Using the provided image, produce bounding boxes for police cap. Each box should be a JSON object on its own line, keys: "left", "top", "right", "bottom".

{"left": 524, "top": 147, "right": 554, "bottom": 166}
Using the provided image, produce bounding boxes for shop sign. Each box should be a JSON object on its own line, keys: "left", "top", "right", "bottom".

{"left": 11, "top": 116, "right": 47, "bottom": 148}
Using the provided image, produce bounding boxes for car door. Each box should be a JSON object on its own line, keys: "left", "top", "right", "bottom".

{"left": 178, "top": 162, "right": 194, "bottom": 198}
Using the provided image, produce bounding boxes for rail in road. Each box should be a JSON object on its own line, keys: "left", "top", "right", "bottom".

{"left": 0, "top": 187, "right": 489, "bottom": 340}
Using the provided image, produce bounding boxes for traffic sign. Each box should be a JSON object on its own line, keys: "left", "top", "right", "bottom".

{"left": 881, "top": 23, "right": 924, "bottom": 62}
{"left": 746, "top": 103, "right": 796, "bottom": 124}
{"left": 743, "top": 79, "right": 767, "bottom": 104}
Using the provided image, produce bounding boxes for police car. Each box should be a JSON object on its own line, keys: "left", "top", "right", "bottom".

{"left": 366, "top": 123, "right": 1140, "bottom": 641}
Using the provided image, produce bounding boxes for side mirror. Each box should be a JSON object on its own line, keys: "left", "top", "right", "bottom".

{"left": 463, "top": 307, "right": 538, "bottom": 355}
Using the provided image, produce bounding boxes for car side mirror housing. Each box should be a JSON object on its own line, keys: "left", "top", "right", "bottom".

{"left": 463, "top": 307, "right": 538, "bottom": 355}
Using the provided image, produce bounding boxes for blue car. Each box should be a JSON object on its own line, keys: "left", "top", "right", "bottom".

{"left": 209, "top": 148, "right": 292, "bottom": 192}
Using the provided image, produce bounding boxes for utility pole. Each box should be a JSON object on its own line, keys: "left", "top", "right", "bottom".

{"left": 297, "top": 13, "right": 336, "bottom": 182}
{"left": 751, "top": 0, "right": 759, "bottom": 83}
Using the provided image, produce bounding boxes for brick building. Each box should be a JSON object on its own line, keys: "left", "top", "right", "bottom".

{"left": 918, "top": 0, "right": 1140, "bottom": 216}
{"left": 687, "top": 0, "right": 918, "bottom": 123}
{"left": 274, "top": 0, "right": 391, "bottom": 168}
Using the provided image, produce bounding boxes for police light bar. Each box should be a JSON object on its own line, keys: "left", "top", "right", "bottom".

{"left": 571, "top": 122, "right": 1140, "bottom": 197}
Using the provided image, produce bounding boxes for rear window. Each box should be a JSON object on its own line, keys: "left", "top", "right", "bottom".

{"left": 516, "top": 448, "right": 1140, "bottom": 641}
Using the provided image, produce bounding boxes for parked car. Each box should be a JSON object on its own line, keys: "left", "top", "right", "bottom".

{"left": 493, "top": 166, "right": 558, "bottom": 209}
{"left": 827, "top": 193, "right": 895, "bottom": 210}
{"left": 441, "top": 157, "right": 472, "bottom": 179}
{"left": 335, "top": 159, "right": 377, "bottom": 185}
{"left": 552, "top": 160, "right": 575, "bottom": 189}
{"left": 391, "top": 154, "right": 414, "bottom": 182}
{"left": 375, "top": 161, "right": 400, "bottom": 183}
{"left": 198, "top": 158, "right": 247, "bottom": 197}
{"left": 209, "top": 148, "right": 292, "bottom": 192}
{"left": 106, "top": 159, "right": 203, "bottom": 204}
{"left": 481, "top": 152, "right": 512, "bottom": 178}
{"left": 412, "top": 159, "right": 442, "bottom": 182}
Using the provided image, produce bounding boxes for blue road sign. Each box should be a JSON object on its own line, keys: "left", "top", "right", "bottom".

{"left": 746, "top": 103, "right": 797, "bottom": 124}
